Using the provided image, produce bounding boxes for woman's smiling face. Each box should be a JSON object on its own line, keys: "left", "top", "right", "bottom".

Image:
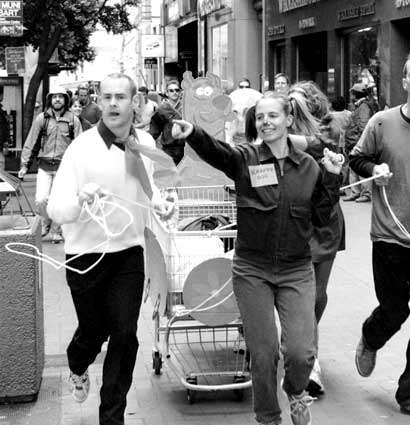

{"left": 255, "top": 97, "right": 292, "bottom": 144}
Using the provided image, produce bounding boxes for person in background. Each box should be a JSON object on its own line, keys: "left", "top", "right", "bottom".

{"left": 135, "top": 86, "right": 158, "bottom": 131}
{"left": 0, "top": 90, "right": 10, "bottom": 171}
{"left": 47, "top": 73, "right": 175, "bottom": 425}
{"left": 351, "top": 53, "right": 410, "bottom": 416}
{"left": 274, "top": 73, "right": 290, "bottom": 95}
{"left": 288, "top": 80, "right": 345, "bottom": 397}
{"left": 171, "top": 92, "right": 343, "bottom": 425}
{"left": 343, "top": 83, "right": 378, "bottom": 202}
{"left": 238, "top": 77, "right": 251, "bottom": 89}
{"left": 77, "top": 84, "right": 102, "bottom": 125}
{"left": 18, "top": 86, "right": 82, "bottom": 243}
{"left": 149, "top": 79, "right": 185, "bottom": 165}
{"left": 70, "top": 96, "right": 92, "bottom": 131}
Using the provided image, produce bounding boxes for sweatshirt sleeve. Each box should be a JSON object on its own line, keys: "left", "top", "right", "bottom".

{"left": 186, "top": 126, "right": 243, "bottom": 180}
{"left": 20, "top": 114, "right": 43, "bottom": 168}
{"left": 311, "top": 170, "right": 342, "bottom": 228}
{"left": 47, "top": 145, "right": 82, "bottom": 224}
{"left": 349, "top": 114, "right": 379, "bottom": 178}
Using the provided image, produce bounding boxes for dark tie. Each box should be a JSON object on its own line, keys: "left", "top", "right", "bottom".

{"left": 116, "top": 134, "right": 176, "bottom": 200}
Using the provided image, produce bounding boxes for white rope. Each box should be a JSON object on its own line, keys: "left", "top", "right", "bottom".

{"left": 5, "top": 193, "right": 140, "bottom": 274}
{"left": 341, "top": 171, "right": 389, "bottom": 192}
{"left": 170, "top": 277, "right": 234, "bottom": 320}
{"left": 381, "top": 186, "right": 410, "bottom": 240}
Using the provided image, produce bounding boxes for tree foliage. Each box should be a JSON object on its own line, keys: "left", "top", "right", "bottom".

{"left": 22, "top": 0, "right": 140, "bottom": 139}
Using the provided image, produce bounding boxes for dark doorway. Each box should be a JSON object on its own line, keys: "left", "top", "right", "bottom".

{"left": 295, "top": 32, "right": 328, "bottom": 89}
{"left": 177, "top": 21, "right": 198, "bottom": 80}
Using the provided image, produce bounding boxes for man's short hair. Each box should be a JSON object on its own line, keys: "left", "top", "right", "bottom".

{"left": 238, "top": 78, "right": 251, "bottom": 88}
{"left": 166, "top": 79, "right": 180, "bottom": 90}
{"left": 403, "top": 54, "right": 410, "bottom": 78}
{"left": 274, "top": 73, "right": 290, "bottom": 84}
{"left": 138, "top": 86, "right": 149, "bottom": 94}
{"left": 101, "top": 73, "right": 137, "bottom": 97}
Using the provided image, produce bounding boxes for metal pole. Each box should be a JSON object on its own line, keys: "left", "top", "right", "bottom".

{"left": 261, "top": 0, "right": 266, "bottom": 92}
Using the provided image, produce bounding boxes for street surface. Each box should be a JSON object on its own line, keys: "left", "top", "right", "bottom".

{"left": 1, "top": 175, "right": 410, "bottom": 424}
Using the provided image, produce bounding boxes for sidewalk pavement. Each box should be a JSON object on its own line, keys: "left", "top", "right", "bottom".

{"left": 1, "top": 189, "right": 410, "bottom": 424}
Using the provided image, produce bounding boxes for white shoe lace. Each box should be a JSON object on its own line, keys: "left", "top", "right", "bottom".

{"left": 71, "top": 372, "right": 88, "bottom": 388}
{"left": 289, "top": 393, "right": 315, "bottom": 421}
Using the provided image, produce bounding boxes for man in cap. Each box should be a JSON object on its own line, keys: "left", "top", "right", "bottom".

{"left": 18, "top": 86, "right": 82, "bottom": 242}
{"left": 343, "top": 82, "right": 378, "bottom": 202}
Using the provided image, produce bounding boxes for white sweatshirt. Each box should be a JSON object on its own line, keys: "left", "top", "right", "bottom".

{"left": 47, "top": 125, "right": 161, "bottom": 254}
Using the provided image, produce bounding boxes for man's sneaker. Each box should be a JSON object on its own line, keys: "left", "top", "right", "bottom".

{"left": 69, "top": 370, "right": 90, "bottom": 403}
{"left": 355, "top": 335, "right": 377, "bottom": 377}
{"left": 306, "top": 358, "right": 325, "bottom": 397}
{"left": 282, "top": 379, "right": 315, "bottom": 425}
{"left": 41, "top": 223, "right": 51, "bottom": 237}
{"left": 400, "top": 400, "right": 410, "bottom": 415}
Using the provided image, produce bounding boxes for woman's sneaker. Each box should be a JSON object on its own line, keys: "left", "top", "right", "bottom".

{"left": 306, "top": 358, "right": 325, "bottom": 397}
{"left": 282, "top": 379, "right": 315, "bottom": 425}
{"left": 69, "top": 370, "right": 90, "bottom": 403}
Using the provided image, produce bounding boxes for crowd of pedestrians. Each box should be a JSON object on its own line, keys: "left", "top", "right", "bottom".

{"left": 4, "top": 52, "right": 410, "bottom": 425}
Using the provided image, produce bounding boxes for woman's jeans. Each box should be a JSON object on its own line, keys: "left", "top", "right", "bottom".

{"left": 362, "top": 241, "right": 410, "bottom": 405}
{"left": 232, "top": 256, "right": 316, "bottom": 425}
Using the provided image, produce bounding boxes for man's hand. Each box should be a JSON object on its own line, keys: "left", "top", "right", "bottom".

{"left": 321, "top": 148, "right": 344, "bottom": 174}
{"left": 18, "top": 166, "right": 27, "bottom": 179}
{"left": 152, "top": 199, "right": 175, "bottom": 221}
{"left": 78, "top": 182, "right": 105, "bottom": 206}
{"left": 372, "top": 163, "right": 392, "bottom": 186}
{"left": 172, "top": 119, "right": 194, "bottom": 139}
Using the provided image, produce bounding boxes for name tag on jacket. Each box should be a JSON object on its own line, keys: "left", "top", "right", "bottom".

{"left": 248, "top": 164, "right": 278, "bottom": 187}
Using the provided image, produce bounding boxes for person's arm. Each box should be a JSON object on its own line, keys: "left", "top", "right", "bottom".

{"left": 47, "top": 145, "right": 83, "bottom": 224}
{"left": 149, "top": 110, "right": 165, "bottom": 140}
{"left": 349, "top": 115, "right": 392, "bottom": 186}
{"left": 19, "top": 115, "right": 43, "bottom": 177}
{"left": 172, "top": 120, "right": 242, "bottom": 180}
{"left": 311, "top": 149, "right": 343, "bottom": 227}
{"left": 73, "top": 115, "right": 82, "bottom": 137}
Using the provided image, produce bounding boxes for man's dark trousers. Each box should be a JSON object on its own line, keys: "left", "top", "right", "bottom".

{"left": 362, "top": 241, "right": 410, "bottom": 405}
{"left": 66, "top": 245, "right": 145, "bottom": 425}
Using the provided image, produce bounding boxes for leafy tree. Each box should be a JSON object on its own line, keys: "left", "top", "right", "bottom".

{"left": 22, "top": 0, "right": 140, "bottom": 139}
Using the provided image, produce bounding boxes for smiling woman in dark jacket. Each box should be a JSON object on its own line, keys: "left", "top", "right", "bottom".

{"left": 171, "top": 92, "right": 342, "bottom": 425}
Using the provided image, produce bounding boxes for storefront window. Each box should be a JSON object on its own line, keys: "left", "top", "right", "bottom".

{"left": 345, "top": 26, "right": 380, "bottom": 108}
{"left": 211, "top": 23, "right": 228, "bottom": 80}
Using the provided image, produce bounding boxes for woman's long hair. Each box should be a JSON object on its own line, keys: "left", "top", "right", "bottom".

{"left": 288, "top": 81, "right": 331, "bottom": 136}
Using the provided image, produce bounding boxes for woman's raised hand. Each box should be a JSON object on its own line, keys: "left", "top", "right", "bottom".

{"left": 172, "top": 119, "right": 194, "bottom": 139}
{"left": 321, "top": 147, "right": 344, "bottom": 174}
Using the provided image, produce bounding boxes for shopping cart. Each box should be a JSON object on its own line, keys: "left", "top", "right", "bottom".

{"left": 145, "top": 185, "right": 251, "bottom": 403}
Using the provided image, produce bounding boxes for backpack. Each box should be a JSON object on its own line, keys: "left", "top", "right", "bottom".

{"left": 178, "top": 214, "right": 236, "bottom": 252}
{"left": 27, "top": 112, "right": 75, "bottom": 169}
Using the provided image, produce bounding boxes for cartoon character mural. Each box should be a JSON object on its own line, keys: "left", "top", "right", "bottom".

{"left": 182, "top": 71, "right": 234, "bottom": 141}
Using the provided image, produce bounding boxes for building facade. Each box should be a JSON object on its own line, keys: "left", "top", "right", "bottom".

{"left": 266, "top": 0, "right": 410, "bottom": 108}
{"left": 163, "top": 0, "right": 262, "bottom": 91}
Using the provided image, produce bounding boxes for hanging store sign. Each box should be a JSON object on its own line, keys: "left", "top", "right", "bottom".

{"left": 337, "top": 3, "right": 375, "bottom": 21}
{"left": 141, "top": 34, "right": 164, "bottom": 58}
{"left": 278, "top": 0, "right": 321, "bottom": 14}
{"left": 0, "top": 0, "right": 23, "bottom": 36}
{"left": 5, "top": 46, "right": 24, "bottom": 75}
{"left": 268, "top": 25, "right": 285, "bottom": 36}
{"left": 299, "top": 17, "right": 316, "bottom": 29}
{"left": 144, "top": 58, "right": 158, "bottom": 69}
{"left": 396, "top": 0, "right": 410, "bottom": 7}
{"left": 198, "top": 0, "right": 231, "bottom": 17}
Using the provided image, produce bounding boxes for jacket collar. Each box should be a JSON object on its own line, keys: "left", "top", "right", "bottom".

{"left": 44, "top": 107, "right": 71, "bottom": 121}
{"left": 97, "top": 120, "right": 136, "bottom": 151}
{"left": 258, "top": 138, "right": 302, "bottom": 165}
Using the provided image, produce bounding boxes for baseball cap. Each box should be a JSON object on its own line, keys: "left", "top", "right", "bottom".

{"left": 350, "top": 83, "right": 368, "bottom": 94}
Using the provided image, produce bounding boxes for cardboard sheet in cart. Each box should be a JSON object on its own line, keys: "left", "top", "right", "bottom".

{"left": 153, "top": 71, "right": 234, "bottom": 189}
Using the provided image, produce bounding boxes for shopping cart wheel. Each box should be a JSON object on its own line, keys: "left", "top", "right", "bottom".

{"left": 152, "top": 351, "right": 162, "bottom": 375}
{"left": 186, "top": 377, "right": 198, "bottom": 404}
{"left": 233, "top": 375, "right": 245, "bottom": 401}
